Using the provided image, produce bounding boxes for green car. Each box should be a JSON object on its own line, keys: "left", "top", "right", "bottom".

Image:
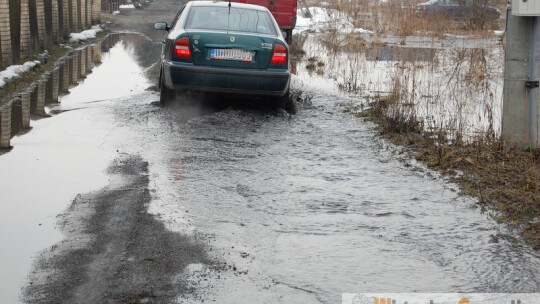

{"left": 155, "top": 0, "right": 291, "bottom": 105}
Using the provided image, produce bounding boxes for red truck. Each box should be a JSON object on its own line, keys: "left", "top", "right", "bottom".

{"left": 231, "top": 0, "right": 297, "bottom": 43}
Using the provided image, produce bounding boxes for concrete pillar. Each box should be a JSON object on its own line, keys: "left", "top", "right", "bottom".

{"left": 63, "top": 0, "right": 70, "bottom": 38}
{"left": 85, "top": 0, "right": 91, "bottom": 28}
{"left": 81, "top": 0, "right": 87, "bottom": 30}
{"left": 62, "top": 60, "right": 70, "bottom": 91}
{"left": 52, "top": 68, "right": 60, "bottom": 102}
{"left": 20, "top": 91, "right": 31, "bottom": 128}
{"left": 0, "top": 0, "right": 12, "bottom": 68}
{"left": 52, "top": 0, "right": 60, "bottom": 43}
{"left": 503, "top": 9, "right": 540, "bottom": 148}
{"left": 36, "top": 0, "right": 46, "bottom": 48}
{"left": 80, "top": 48, "right": 86, "bottom": 77}
{"left": 71, "top": 0, "right": 79, "bottom": 32}
{"left": 86, "top": 46, "right": 92, "bottom": 72}
{"left": 71, "top": 53, "right": 78, "bottom": 84}
{"left": 91, "top": 0, "right": 101, "bottom": 25}
{"left": 92, "top": 43, "right": 101, "bottom": 63}
{"left": 20, "top": 0, "right": 31, "bottom": 59}
{"left": 35, "top": 81, "right": 46, "bottom": 115}
{"left": 10, "top": 99, "right": 22, "bottom": 136}
{"left": 0, "top": 105, "right": 12, "bottom": 148}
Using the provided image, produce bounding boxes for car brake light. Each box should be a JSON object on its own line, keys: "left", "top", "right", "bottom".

{"left": 270, "top": 43, "right": 287, "bottom": 65}
{"left": 174, "top": 37, "right": 191, "bottom": 59}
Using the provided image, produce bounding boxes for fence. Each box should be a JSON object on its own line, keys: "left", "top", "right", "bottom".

{"left": 0, "top": 0, "right": 102, "bottom": 70}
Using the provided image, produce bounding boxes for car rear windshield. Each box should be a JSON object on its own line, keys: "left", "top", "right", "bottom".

{"left": 185, "top": 6, "right": 278, "bottom": 35}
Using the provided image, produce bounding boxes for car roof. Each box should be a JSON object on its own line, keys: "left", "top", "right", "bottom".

{"left": 189, "top": 0, "right": 269, "bottom": 12}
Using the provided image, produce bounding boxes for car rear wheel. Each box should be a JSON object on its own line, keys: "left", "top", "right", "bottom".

{"left": 276, "top": 89, "right": 295, "bottom": 113}
{"left": 159, "top": 70, "right": 175, "bottom": 106}
{"left": 285, "top": 30, "right": 293, "bottom": 44}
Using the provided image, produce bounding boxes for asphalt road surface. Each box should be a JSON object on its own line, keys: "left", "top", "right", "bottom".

{"left": 0, "top": 1, "right": 539, "bottom": 303}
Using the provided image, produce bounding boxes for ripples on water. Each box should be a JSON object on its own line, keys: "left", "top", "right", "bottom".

{"left": 103, "top": 34, "right": 540, "bottom": 303}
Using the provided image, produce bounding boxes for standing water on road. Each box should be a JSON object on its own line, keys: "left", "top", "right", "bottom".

{"left": 100, "top": 36, "right": 540, "bottom": 302}
{"left": 1, "top": 33, "right": 539, "bottom": 303}
{"left": 0, "top": 34, "right": 151, "bottom": 303}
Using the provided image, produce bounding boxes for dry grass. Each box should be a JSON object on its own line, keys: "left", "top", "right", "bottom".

{"left": 309, "top": 0, "right": 505, "bottom": 37}
{"left": 316, "top": 12, "right": 540, "bottom": 247}
{"left": 304, "top": 0, "right": 538, "bottom": 247}
{"left": 360, "top": 73, "right": 540, "bottom": 249}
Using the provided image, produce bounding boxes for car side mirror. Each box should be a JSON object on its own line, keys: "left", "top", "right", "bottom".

{"left": 154, "top": 22, "right": 169, "bottom": 31}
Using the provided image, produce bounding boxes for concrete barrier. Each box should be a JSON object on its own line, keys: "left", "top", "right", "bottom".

{"left": 63, "top": 0, "right": 70, "bottom": 39}
{"left": 35, "top": 80, "right": 46, "bottom": 116}
{"left": 52, "top": 68, "right": 60, "bottom": 102}
{"left": 0, "top": 0, "right": 12, "bottom": 68}
{"left": 86, "top": 45, "right": 92, "bottom": 72}
{"left": 92, "top": 43, "right": 101, "bottom": 63}
{"left": 86, "top": 0, "right": 91, "bottom": 28}
{"left": 52, "top": 0, "right": 59, "bottom": 43}
{"left": 0, "top": 101, "right": 12, "bottom": 148}
{"left": 92, "top": 0, "right": 101, "bottom": 25}
{"left": 11, "top": 98, "right": 22, "bottom": 136}
{"left": 71, "top": 0, "right": 78, "bottom": 32}
{"left": 36, "top": 0, "right": 46, "bottom": 48}
{"left": 80, "top": 47, "right": 87, "bottom": 77}
{"left": 62, "top": 58, "right": 70, "bottom": 92}
{"left": 81, "top": 0, "right": 87, "bottom": 30}
{"left": 20, "top": 91, "right": 31, "bottom": 128}
{"left": 71, "top": 53, "right": 78, "bottom": 84}
{"left": 20, "top": 0, "right": 30, "bottom": 59}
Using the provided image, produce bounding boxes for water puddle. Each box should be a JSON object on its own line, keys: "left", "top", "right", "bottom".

{"left": 295, "top": 34, "right": 503, "bottom": 139}
{"left": 0, "top": 33, "right": 154, "bottom": 304}
{"left": 0, "top": 30, "right": 537, "bottom": 304}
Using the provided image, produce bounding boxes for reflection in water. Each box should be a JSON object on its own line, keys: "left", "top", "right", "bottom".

{"left": 60, "top": 34, "right": 152, "bottom": 106}
{"left": 0, "top": 33, "right": 155, "bottom": 304}
{"left": 364, "top": 46, "right": 437, "bottom": 62}
{"left": 298, "top": 35, "right": 503, "bottom": 140}
{"left": 1, "top": 32, "right": 537, "bottom": 304}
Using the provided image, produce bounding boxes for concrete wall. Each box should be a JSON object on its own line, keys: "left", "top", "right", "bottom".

{"left": 0, "top": 0, "right": 102, "bottom": 69}
{"left": 0, "top": 0, "right": 12, "bottom": 67}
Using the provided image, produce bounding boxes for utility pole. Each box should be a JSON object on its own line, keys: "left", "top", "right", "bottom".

{"left": 503, "top": 1, "right": 540, "bottom": 149}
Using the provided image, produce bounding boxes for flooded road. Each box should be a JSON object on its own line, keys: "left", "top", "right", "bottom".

{"left": 2, "top": 33, "right": 540, "bottom": 303}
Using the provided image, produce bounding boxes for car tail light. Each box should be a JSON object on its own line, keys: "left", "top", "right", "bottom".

{"left": 174, "top": 37, "right": 191, "bottom": 59}
{"left": 270, "top": 43, "right": 287, "bottom": 65}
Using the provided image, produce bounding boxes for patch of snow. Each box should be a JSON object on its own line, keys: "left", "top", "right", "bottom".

{"left": 353, "top": 28, "right": 374, "bottom": 35}
{"left": 0, "top": 60, "right": 41, "bottom": 88}
{"left": 69, "top": 25, "right": 103, "bottom": 42}
{"left": 119, "top": 4, "right": 135, "bottom": 9}
{"left": 494, "top": 30, "right": 505, "bottom": 36}
{"left": 294, "top": 7, "right": 373, "bottom": 35}
{"left": 112, "top": 10, "right": 120, "bottom": 15}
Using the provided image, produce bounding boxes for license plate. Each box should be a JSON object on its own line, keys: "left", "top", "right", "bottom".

{"left": 210, "top": 48, "right": 254, "bottom": 62}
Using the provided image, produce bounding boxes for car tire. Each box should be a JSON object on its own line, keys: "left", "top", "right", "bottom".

{"left": 285, "top": 30, "right": 293, "bottom": 45}
{"left": 276, "top": 89, "right": 295, "bottom": 113}
{"left": 159, "top": 70, "right": 175, "bottom": 106}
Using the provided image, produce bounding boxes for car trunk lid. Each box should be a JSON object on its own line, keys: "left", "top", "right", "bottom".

{"left": 186, "top": 31, "right": 277, "bottom": 69}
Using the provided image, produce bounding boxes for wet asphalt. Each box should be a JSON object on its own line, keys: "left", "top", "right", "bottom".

{"left": 1, "top": 1, "right": 539, "bottom": 303}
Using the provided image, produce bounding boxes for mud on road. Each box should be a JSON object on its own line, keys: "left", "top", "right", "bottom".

{"left": 24, "top": 155, "right": 215, "bottom": 303}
